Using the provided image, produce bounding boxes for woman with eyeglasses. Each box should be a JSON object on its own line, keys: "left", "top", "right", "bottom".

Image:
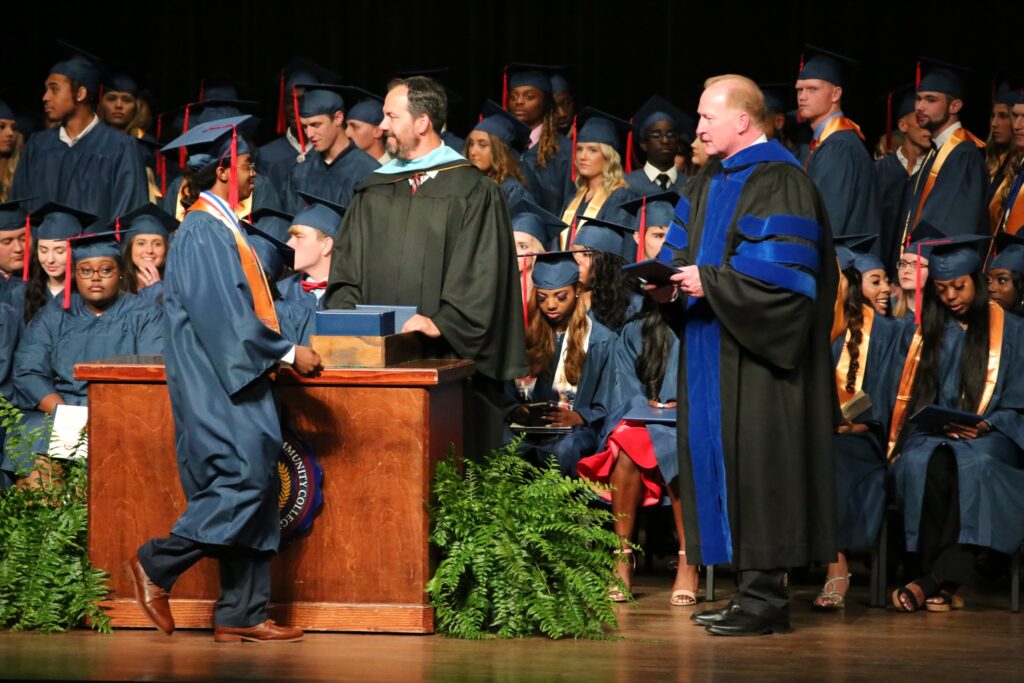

{"left": 4, "top": 231, "right": 164, "bottom": 486}
{"left": 892, "top": 223, "right": 943, "bottom": 321}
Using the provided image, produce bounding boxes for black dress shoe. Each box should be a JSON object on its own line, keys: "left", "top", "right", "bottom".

{"left": 704, "top": 607, "right": 791, "bottom": 636}
{"left": 690, "top": 602, "right": 742, "bottom": 626}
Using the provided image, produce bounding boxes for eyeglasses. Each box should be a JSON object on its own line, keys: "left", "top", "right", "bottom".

{"left": 75, "top": 266, "right": 118, "bottom": 279}
{"left": 897, "top": 260, "right": 929, "bottom": 271}
{"left": 237, "top": 162, "right": 257, "bottom": 175}
{"left": 646, "top": 130, "right": 679, "bottom": 141}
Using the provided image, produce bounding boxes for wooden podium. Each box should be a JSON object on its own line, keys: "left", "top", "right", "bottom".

{"left": 76, "top": 355, "right": 473, "bottom": 633}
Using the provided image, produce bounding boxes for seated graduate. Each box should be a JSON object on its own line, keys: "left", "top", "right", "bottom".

{"left": 242, "top": 220, "right": 314, "bottom": 346}
{"left": 888, "top": 235, "right": 1024, "bottom": 613}
{"left": 986, "top": 231, "right": 1024, "bottom": 317}
{"left": 465, "top": 100, "right": 535, "bottom": 208}
{"left": 118, "top": 204, "right": 179, "bottom": 306}
{"left": 892, "top": 221, "right": 943, "bottom": 322}
{"left": 504, "top": 63, "right": 574, "bottom": 216}
{"left": 162, "top": 100, "right": 283, "bottom": 222}
{"left": 576, "top": 296, "right": 700, "bottom": 607}
{"left": 22, "top": 203, "right": 94, "bottom": 323}
{"left": 624, "top": 95, "right": 695, "bottom": 195}
{"left": 0, "top": 198, "right": 28, "bottom": 307}
{"left": 559, "top": 108, "right": 638, "bottom": 247}
{"left": 282, "top": 83, "right": 380, "bottom": 214}
{"left": 344, "top": 89, "right": 390, "bottom": 166}
{"left": 812, "top": 236, "right": 905, "bottom": 610}
{"left": 620, "top": 191, "right": 680, "bottom": 263}
{"left": 569, "top": 217, "right": 643, "bottom": 333}
{"left": 279, "top": 192, "right": 345, "bottom": 309}
{"left": 508, "top": 252, "right": 615, "bottom": 478}
{"left": 4, "top": 230, "right": 164, "bottom": 485}
{"left": 509, "top": 199, "right": 567, "bottom": 308}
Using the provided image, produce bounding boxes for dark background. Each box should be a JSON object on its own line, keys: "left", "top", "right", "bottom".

{"left": 2, "top": 1, "right": 1016, "bottom": 146}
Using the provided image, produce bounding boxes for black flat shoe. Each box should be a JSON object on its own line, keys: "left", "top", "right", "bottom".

{"left": 690, "top": 602, "right": 741, "bottom": 626}
{"left": 704, "top": 608, "right": 791, "bottom": 636}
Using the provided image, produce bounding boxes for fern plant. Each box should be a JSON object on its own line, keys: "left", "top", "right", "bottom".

{"left": 0, "top": 397, "right": 111, "bottom": 633}
{"left": 427, "top": 439, "right": 629, "bottom": 640}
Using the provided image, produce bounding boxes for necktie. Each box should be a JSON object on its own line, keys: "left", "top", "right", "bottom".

{"left": 409, "top": 172, "right": 427, "bottom": 195}
{"left": 301, "top": 280, "right": 327, "bottom": 292}
{"left": 656, "top": 173, "right": 671, "bottom": 190}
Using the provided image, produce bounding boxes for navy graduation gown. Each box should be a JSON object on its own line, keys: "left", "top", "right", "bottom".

{"left": 277, "top": 273, "right": 326, "bottom": 311}
{"left": 807, "top": 129, "right": 882, "bottom": 240}
{"left": 891, "top": 309, "right": 1024, "bottom": 555}
{"left": 162, "top": 208, "right": 293, "bottom": 552}
{"left": 11, "top": 121, "right": 148, "bottom": 226}
{"left": 499, "top": 176, "right": 535, "bottom": 208}
{"left": 257, "top": 134, "right": 302, "bottom": 197}
{"left": 275, "top": 297, "right": 315, "bottom": 345}
{"left": 521, "top": 140, "right": 574, "bottom": 216}
{"left": 441, "top": 130, "right": 464, "bottom": 153}
{"left": 560, "top": 186, "right": 640, "bottom": 260}
{"left": 875, "top": 154, "right": 917, "bottom": 272}
{"left": 283, "top": 144, "right": 379, "bottom": 214}
{"left": 624, "top": 168, "right": 686, "bottom": 196}
{"left": 900, "top": 137, "right": 988, "bottom": 237}
{"left": 137, "top": 281, "right": 164, "bottom": 307}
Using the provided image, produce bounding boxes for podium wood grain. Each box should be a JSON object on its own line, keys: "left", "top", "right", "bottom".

{"left": 79, "top": 357, "right": 473, "bottom": 633}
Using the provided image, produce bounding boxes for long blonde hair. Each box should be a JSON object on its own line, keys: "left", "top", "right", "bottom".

{"left": 575, "top": 143, "right": 628, "bottom": 195}
{"left": 525, "top": 285, "right": 589, "bottom": 384}
{"left": 0, "top": 132, "right": 24, "bottom": 202}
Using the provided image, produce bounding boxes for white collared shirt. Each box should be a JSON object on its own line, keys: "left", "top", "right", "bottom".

{"left": 59, "top": 114, "right": 99, "bottom": 148}
{"left": 643, "top": 162, "right": 678, "bottom": 186}
{"left": 932, "top": 120, "right": 962, "bottom": 150}
{"left": 752, "top": 134, "right": 769, "bottom": 145}
{"left": 896, "top": 147, "right": 921, "bottom": 175}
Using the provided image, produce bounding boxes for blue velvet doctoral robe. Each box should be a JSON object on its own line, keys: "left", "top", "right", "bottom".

{"left": 162, "top": 175, "right": 284, "bottom": 221}
{"left": 521, "top": 140, "right": 574, "bottom": 216}
{"left": 512, "top": 319, "right": 616, "bottom": 478}
{"left": 890, "top": 309, "right": 1024, "bottom": 555}
{"left": 831, "top": 312, "right": 904, "bottom": 549}
{"left": 806, "top": 129, "right": 882, "bottom": 240}
{"left": 162, "top": 207, "right": 293, "bottom": 552}
{"left": 899, "top": 135, "right": 988, "bottom": 237}
{"left": 10, "top": 122, "right": 148, "bottom": 226}
{"left": 282, "top": 144, "right": 379, "bottom": 214}
{"left": 624, "top": 168, "right": 687, "bottom": 196}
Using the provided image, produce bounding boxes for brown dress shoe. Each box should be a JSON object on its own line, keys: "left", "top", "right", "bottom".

{"left": 124, "top": 554, "right": 174, "bottom": 635}
{"left": 214, "top": 619, "right": 304, "bottom": 643}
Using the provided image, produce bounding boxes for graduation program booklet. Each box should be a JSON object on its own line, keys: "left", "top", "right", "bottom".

{"left": 510, "top": 402, "right": 573, "bottom": 434}
{"left": 47, "top": 404, "right": 88, "bottom": 460}
{"left": 622, "top": 404, "right": 677, "bottom": 425}
{"left": 622, "top": 259, "right": 681, "bottom": 286}
{"left": 908, "top": 405, "right": 982, "bottom": 432}
{"left": 840, "top": 391, "right": 872, "bottom": 423}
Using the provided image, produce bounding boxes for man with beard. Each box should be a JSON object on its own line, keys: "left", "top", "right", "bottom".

{"left": 898, "top": 60, "right": 986, "bottom": 242}
{"left": 324, "top": 76, "right": 527, "bottom": 458}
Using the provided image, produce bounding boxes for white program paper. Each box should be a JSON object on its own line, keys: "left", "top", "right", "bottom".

{"left": 47, "top": 404, "right": 88, "bottom": 460}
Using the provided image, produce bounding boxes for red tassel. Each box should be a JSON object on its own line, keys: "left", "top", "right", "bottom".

{"left": 198, "top": 79, "right": 205, "bottom": 102}
{"left": 915, "top": 61, "right": 921, "bottom": 90}
{"left": 502, "top": 66, "right": 509, "bottom": 110}
{"left": 179, "top": 104, "right": 192, "bottom": 170}
{"left": 292, "top": 87, "right": 307, "bottom": 154}
{"left": 570, "top": 115, "right": 578, "bottom": 182}
{"left": 115, "top": 216, "right": 121, "bottom": 243}
{"left": 796, "top": 53, "right": 805, "bottom": 124}
{"left": 636, "top": 197, "right": 647, "bottom": 263}
{"left": 228, "top": 126, "right": 239, "bottom": 210}
{"left": 21, "top": 214, "right": 30, "bottom": 281}
{"left": 97, "top": 84, "right": 104, "bottom": 104}
{"left": 886, "top": 92, "right": 893, "bottom": 152}
{"left": 478, "top": 113, "right": 484, "bottom": 123}
{"left": 914, "top": 244, "right": 923, "bottom": 327}
{"left": 63, "top": 239, "right": 72, "bottom": 309}
{"left": 276, "top": 70, "right": 287, "bottom": 135}
{"left": 568, "top": 216, "right": 578, "bottom": 248}
{"left": 625, "top": 122, "right": 634, "bottom": 174}
{"left": 520, "top": 261, "right": 529, "bottom": 331}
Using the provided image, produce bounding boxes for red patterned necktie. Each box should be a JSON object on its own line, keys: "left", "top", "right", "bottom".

{"left": 409, "top": 172, "right": 427, "bottom": 195}
{"left": 301, "top": 280, "right": 327, "bottom": 292}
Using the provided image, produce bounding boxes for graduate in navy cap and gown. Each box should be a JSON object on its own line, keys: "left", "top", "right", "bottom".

{"left": 570, "top": 217, "right": 643, "bottom": 333}
{"left": 985, "top": 231, "right": 1024, "bottom": 317}
{"left": 21, "top": 202, "right": 94, "bottom": 322}
{"left": 620, "top": 191, "right": 680, "bottom": 263}
{"left": 796, "top": 47, "right": 882, "bottom": 240}
{"left": 505, "top": 64, "right": 574, "bottom": 216}
{"left": 278, "top": 192, "right": 344, "bottom": 309}
{"left": 510, "top": 198, "right": 566, "bottom": 301}
{"left": 0, "top": 198, "right": 28, "bottom": 307}
{"left": 117, "top": 204, "right": 179, "bottom": 306}
{"left": 812, "top": 235, "right": 905, "bottom": 610}
{"left": 242, "top": 220, "right": 314, "bottom": 346}
{"left": 624, "top": 95, "right": 694, "bottom": 195}
{"left": 993, "top": 87, "right": 1024, "bottom": 235}
{"left": 5, "top": 229, "right": 163, "bottom": 484}
{"left": 559, "top": 108, "right": 638, "bottom": 247}
{"left": 897, "top": 60, "right": 988, "bottom": 242}
{"left": 129, "top": 116, "right": 322, "bottom": 642}
{"left": 466, "top": 100, "right": 535, "bottom": 208}
{"left": 282, "top": 84, "right": 379, "bottom": 214}
{"left": 344, "top": 89, "right": 390, "bottom": 165}
{"left": 11, "top": 43, "right": 147, "bottom": 226}
{"left": 509, "top": 251, "right": 615, "bottom": 478}
{"left": 888, "top": 235, "right": 1024, "bottom": 613}
{"left": 892, "top": 220, "right": 944, "bottom": 321}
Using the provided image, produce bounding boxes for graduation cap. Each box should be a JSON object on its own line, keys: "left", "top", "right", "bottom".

{"left": 251, "top": 207, "right": 294, "bottom": 243}
{"left": 0, "top": 197, "right": 30, "bottom": 232}
{"left": 926, "top": 234, "right": 991, "bottom": 281}
{"left": 188, "top": 99, "right": 260, "bottom": 128}
{"left": 394, "top": 67, "right": 464, "bottom": 106}
{"left": 294, "top": 83, "right": 348, "bottom": 118}
{"left": 0, "top": 100, "right": 14, "bottom": 122}
{"left": 797, "top": 45, "right": 858, "bottom": 88}
{"left": 502, "top": 63, "right": 564, "bottom": 109}
{"left": 510, "top": 198, "right": 566, "bottom": 245}
{"left": 882, "top": 83, "right": 918, "bottom": 151}
{"left": 198, "top": 73, "right": 241, "bottom": 102}
{"left": 531, "top": 251, "right": 581, "bottom": 289}
{"left": 276, "top": 58, "right": 342, "bottom": 134}
{"left": 62, "top": 230, "right": 128, "bottom": 308}
{"left": 834, "top": 234, "right": 882, "bottom": 273}
{"left": 50, "top": 41, "right": 104, "bottom": 97}
{"left": 988, "top": 231, "right": 1024, "bottom": 273}
{"left": 759, "top": 83, "right": 792, "bottom": 115}
{"left": 572, "top": 216, "right": 636, "bottom": 257}
{"left": 292, "top": 191, "right": 345, "bottom": 239}
{"left": 620, "top": 191, "right": 680, "bottom": 263}
{"left": 117, "top": 203, "right": 179, "bottom": 239}
{"left": 346, "top": 88, "right": 384, "bottom": 126}
{"left": 551, "top": 72, "right": 571, "bottom": 95}
{"left": 33, "top": 202, "right": 95, "bottom": 241}
{"left": 243, "top": 220, "right": 294, "bottom": 278}
{"left": 904, "top": 219, "right": 945, "bottom": 260}
{"left": 474, "top": 99, "right": 531, "bottom": 152}
{"left": 632, "top": 95, "right": 693, "bottom": 139}
{"left": 161, "top": 115, "right": 254, "bottom": 209}
{"left": 916, "top": 58, "right": 971, "bottom": 99}
{"left": 575, "top": 107, "right": 632, "bottom": 157}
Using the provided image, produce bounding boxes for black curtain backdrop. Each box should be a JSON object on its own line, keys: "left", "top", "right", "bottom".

{"left": 2, "top": 1, "right": 1015, "bottom": 147}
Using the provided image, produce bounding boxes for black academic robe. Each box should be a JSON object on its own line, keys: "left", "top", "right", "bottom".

{"left": 283, "top": 144, "right": 379, "bottom": 214}
{"left": 806, "top": 129, "right": 882, "bottom": 240}
{"left": 667, "top": 140, "right": 839, "bottom": 570}
{"left": 10, "top": 121, "right": 148, "bottom": 227}
{"left": 162, "top": 205, "right": 293, "bottom": 552}
{"left": 875, "top": 153, "right": 918, "bottom": 273}
{"left": 899, "top": 131, "right": 988, "bottom": 237}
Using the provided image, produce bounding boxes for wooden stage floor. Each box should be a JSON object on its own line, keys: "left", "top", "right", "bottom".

{"left": 2, "top": 573, "right": 1022, "bottom": 682}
